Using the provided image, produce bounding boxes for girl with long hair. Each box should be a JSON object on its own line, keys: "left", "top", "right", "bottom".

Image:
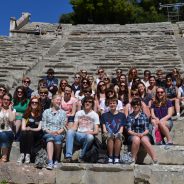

{"left": 17, "top": 96, "right": 43, "bottom": 164}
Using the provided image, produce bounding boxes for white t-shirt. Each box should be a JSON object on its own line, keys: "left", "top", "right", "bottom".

{"left": 100, "top": 99, "right": 123, "bottom": 113}
{"left": 74, "top": 110, "right": 100, "bottom": 132}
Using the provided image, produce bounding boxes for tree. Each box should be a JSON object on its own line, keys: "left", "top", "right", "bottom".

{"left": 59, "top": 0, "right": 183, "bottom": 24}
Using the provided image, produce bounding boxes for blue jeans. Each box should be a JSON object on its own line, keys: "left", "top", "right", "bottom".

{"left": 0, "top": 131, "right": 14, "bottom": 148}
{"left": 43, "top": 133, "right": 65, "bottom": 145}
{"left": 65, "top": 129, "right": 94, "bottom": 159}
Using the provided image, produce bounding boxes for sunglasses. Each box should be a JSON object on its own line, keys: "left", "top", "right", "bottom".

{"left": 83, "top": 82, "right": 88, "bottom": 84}
{"left": 40, "top": 92, "right": 48, "bottom": 95}
{"left": 104, "top": 78, "right": 109, "bottom": 80}
{"left": 31, "top": 101, "right": 38, "bottom": 104}
{"left": 131, "top": 93, "right": 139, "bottom": 96}
{"left": 120, "top": 84, "right": 125, "bottom": 87}
{"left": 75, "top": 76, "right": 80, "bottom": 79}
{"left": 98, "top": 70, "right": 104, "bottom": 74}
{"left": 24, "top": 80, "right": 30, "bottom": 84}
{"left": 61, "top": 83, "right": 67, "bottom": 85}
{"left": 0, "top": 88, "right": 6, "bottom": 92}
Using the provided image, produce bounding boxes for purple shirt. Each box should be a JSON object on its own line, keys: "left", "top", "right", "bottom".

{"left": 151, "top": 100, "right": 173, "bottom": 120}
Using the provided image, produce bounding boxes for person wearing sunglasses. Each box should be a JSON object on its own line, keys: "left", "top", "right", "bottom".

{"left": 39, "top": 88, "right": 51, "bottom": 113}
{"left": 17, "top": 96, "right": 42, "bottom": 164}
{"left": 75, "top": 78, "right": 93, "bottom": 100}
{"left": 22, "top": 76, "right": 34, "bottom": 99}
{"left": 151, "top": 87, "right": 174, "bottom": 145}
{"left": 0, "top": 84, "right": 7, "bottom": 108}
{"left": 0, "top": 93, "right": 15, "bottom": 162}
{"left": 32, "top": 79, "right": 52, "bottom": 99}
{"left": 101, "top": 97, "right": 126, "bottom": 164}
{"left": 13, "top": 86, "right": 30, "bottom": 137}
{"left": 63, "top": 96, "right": 99, "bottom": 163}
{"left": 57, "top": 79, "right": 68, "bottom": 98}
{"left": 127, "top": 98, "right": 157, "bottom": 165}
{"left": 112, "top": 69, "right": 123, "bottom": 86}
{"left": 96, "top": 68, "right": 106, "bottom": 85}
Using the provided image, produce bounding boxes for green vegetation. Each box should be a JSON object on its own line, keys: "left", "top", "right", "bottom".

{"left": 0, "top": 180, "right": 8, "bottom": 184}
{"left": 59, "top": 0, "right": 184, "bottom": 24}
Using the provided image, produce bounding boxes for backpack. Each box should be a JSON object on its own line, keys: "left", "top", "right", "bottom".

{"left": 83, "top": 137, "right": 108, "bottom": 163}
{"left": 34, "top": 148, "right": 48, "bottom": 168}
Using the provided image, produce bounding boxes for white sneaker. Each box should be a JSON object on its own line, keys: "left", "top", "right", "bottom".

{"left": 17, "top": 153, "right": 25, "bottom": 164}
{"left": 108, "top": 157, "right": 113, "bottom": 164}
{"left": 53, "top": 161, "right": 59, "bottom": 169}
{"left": 25, "top": 154, "right": 30, "bottom": 164}
{"left": 46, "top": 162, "right": 53, "bottom": 170}
{"left": 114, "top": 158, "right": 120, "bottom": 164}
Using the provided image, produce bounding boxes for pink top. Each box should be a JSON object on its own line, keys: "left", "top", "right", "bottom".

{"left": 61, "top": 97, "right": 77, "bottom": 116}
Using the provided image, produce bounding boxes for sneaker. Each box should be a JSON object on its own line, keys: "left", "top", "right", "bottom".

{"left": 62, "top": 157, "right": 73, "bottom": 163}
{"left": 172, "top": 114, "right": 180, "bottom": 120}
{"left": 152, "top": 160, "right": 158, "bottom": 165}
{"left": 46, "top": 162, "right": 53, "bottom": 170}
{"left": 17, "top": 153, "right": 24, "bottom": 164}
{"left": 25, "top": 154, "right": 30, "bottom": 164}
{"left": 53, "top": 161, "right": 59, "bottom": 169}
{"left": 108, "top": 157, "right": 113, "bottom": 164}
{"left": 114, "top": 158, "right": 120, "bottom": 164}
{"left": 78, "top": 158, "right": 85, "bottom": 163}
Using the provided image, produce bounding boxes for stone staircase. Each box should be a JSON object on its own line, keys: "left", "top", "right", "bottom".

{"left": 0, "top": 22, "right": 184, "bottom": 183}
{"left": 0, "top": 22, "right": 184, "bottom": 90}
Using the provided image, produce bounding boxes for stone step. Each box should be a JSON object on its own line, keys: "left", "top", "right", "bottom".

{"left": 1, "top": 162, "right": 184, "bottom": 184}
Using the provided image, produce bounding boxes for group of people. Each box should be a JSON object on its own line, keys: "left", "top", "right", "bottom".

{"left": 0, "top": 67, "right": 183, "bottom": 170}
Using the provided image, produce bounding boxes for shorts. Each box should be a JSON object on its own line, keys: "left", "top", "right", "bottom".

{"left": 128, "top": 133, "right": 154, "bottom": 145}
{"left": 0, "top": 131, "right": 14, "bottom": 148}
{"left": 103, "top": 132, "right": 124, "bottom": 144}
{"left": 166, "top": 119, "right": 173, "bottom": 130}
{"left": 43, "top": 133, "right": 65, "bottom": 144}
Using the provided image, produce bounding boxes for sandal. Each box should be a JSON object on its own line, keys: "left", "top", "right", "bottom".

{"left": 0, "top": 155, "right": 8, "bottom": 162}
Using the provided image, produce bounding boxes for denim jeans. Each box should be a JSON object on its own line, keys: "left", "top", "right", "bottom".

{"left": 0, "top": 131, "right": 14, "bottom": 148}
{"left": 43, "top": 133, "right": 65, "bottom": 145}
{"left": 65, "top": 129, "right": 94, "bottom": 159}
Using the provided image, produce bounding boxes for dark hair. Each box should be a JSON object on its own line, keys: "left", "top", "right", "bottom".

{"left": 144, "top": 70, "right": 151, "bottom": 76}
{"left": 3, "top": 93, "right": 12, "bottom": 101}
{"left": 47, "top": 68, "right": 54, "bottom": 74}
{"left": 13, "top": 86, "right": 28, "bottom": 105}
{"left": 79, "top": 78, "right": 90, "bottom": 96}
{"left": 96, "top": 81, "right": 106, "bottom": 101}
{"left": 131, "top": 98, "right": 141, "bottom": 107}
{"left": 82, "top": 96, "right": 94, "bottom": 109}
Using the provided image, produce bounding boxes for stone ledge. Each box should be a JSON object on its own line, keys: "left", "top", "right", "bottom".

{"left": 1, "top": 162, "right": 184, "bottom": 184}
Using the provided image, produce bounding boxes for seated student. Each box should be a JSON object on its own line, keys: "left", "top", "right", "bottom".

{"left": 17, "top": 96, "right": 42, "bottom": 164}
{"left": 151, "top": 87, "right": 174, "bottom": 145}
{"left": 101, "top": 97, "right": 126, "bottom": 164}
{"left": 61, "top": 85, "right": 77, "bottom": 128}
{"left": 127, "top": 98, "right": 157, "bottom": 164}
{"left": 63, "top": 96, "right": 99, "bottom": 163}
{"left": 42, "top": 95, "right": 67, "bottom": 170}
{"left": 0, "top": 93, "right": 15, "bottom": 162}
{"left": 43, "top": 68, "right": 58, "bottom": 95}
{"left": 22, "top": 76, "right": 34, "bottom": 99}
